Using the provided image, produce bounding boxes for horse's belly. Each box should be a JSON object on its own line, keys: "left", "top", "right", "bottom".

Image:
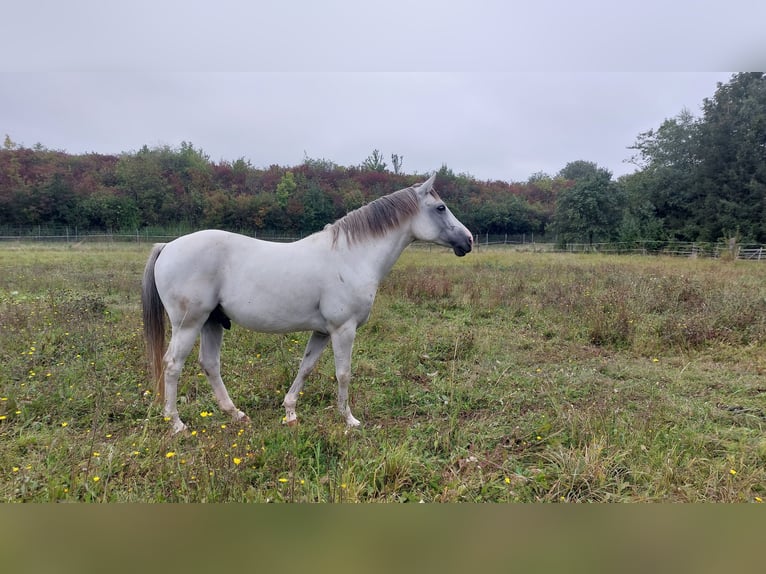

{"left": 222, "top": 294, "right": 327, "bottom": 334}
{"left": 229, "top": 307, "right": 326, "bottom": 334}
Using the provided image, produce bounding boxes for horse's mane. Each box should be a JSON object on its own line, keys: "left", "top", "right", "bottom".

{"left": 328, "top": 186, "right": 436, "bottom": 248}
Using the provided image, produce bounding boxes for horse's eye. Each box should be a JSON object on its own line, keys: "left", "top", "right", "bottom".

{"left": 436, "top": 204, "right": 447, "bottom": 212}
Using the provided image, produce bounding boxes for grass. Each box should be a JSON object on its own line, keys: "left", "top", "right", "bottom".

{"left": 1, "top": 241, "right": 765, "bottom": 502}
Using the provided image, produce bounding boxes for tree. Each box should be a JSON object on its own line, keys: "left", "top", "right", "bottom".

{"left": 3, "top": 134, "right": 18, "bottom": 150}
{"left": 82, "top": 189, "right": 139, "bottom": 230}
{"left": 553, "top": 161, "right": 622, "bottom": 245}
{"left": 115, "top": 147, "right": 169, "bottom": 226}
{"left": 391, "top": 153, "right": 404, "bottom": 175}
{"left": 626, "top": 109, "right": 702, "bottom": 241}
{"left": 275, "top": 171, "right": 297, "bottom": 208}
{"left": 558, "top": 160, "right": 605, "bottom": 181}
{"left": 625, "top": 74, "right": 766, "bottom": 243}
{"left": 300, "top": 182, "right": 335, "bottom": 232}
{"left": 616, "top": 171, "right": 666, "bottom": 244}
{"left": 695, "top": 73, "right": 766, "bottom": 242}
{"left": 362, "top": 149, "right": 387, "bottom": 172}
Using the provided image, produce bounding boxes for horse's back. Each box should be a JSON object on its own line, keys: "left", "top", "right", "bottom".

{"left": 153, "top": 229, "right": 335, "bottom": 332}
{"left": 158, "top": 229, "right": 286, "bottom": 272}
{"left": 156, "top": 230, "right": 235, "bottom": 278}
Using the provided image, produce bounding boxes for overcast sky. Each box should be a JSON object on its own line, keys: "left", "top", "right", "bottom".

{"left": 1, "top": 1, "right": 763, "bottom": 183}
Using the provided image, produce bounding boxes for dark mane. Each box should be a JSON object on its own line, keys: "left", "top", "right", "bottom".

{"left": 329, "top": 186, "right": 427, "bottom": 247}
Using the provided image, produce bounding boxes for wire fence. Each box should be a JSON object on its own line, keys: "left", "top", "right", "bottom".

{"left": 476, "top": 238, "right": 766, "bottom": 261}
{"left": 1, "top": 228, "right": 764, "bottom": 261}
{"left": 0, "top": 227, "right": 304, "bottom": 244}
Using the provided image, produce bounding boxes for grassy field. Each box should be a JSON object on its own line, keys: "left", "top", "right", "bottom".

{"left": 1, "top": 241, "right": 765, "bottom": 502}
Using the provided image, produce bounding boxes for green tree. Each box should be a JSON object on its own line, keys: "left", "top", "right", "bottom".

{"left": 626, "top": 74, "right": 766, "bottom": 243}
{"left": 3, "top": 134, "right": 18, "bottom": 150}
{"left": 627, "top": 109, "right": 702, "bottom": 240}
{"left": 553, "top": 161, "right": 622, "bottom": 245}
{"left": 300, "top": 182, "right": 335, "bottom": 231}
{"left": 391, "top": 153, "right": 404, "bottom": 175}
{"left": 695, "top": 73, "right": 766, "bottom": 242}
{"left": 616, "top": 171, "right": 666, "bottom": 244}
{"left": 362, "top": 149, "right": 387, "bottom": 172}
{"left": 81, "top": 189, "right": 139, "bottom": 230}
{"left": 275, "top": 171, "right": 297, "bottom": 208}
{"left": 115, "top": 147, "right": 170, "bottom": 226}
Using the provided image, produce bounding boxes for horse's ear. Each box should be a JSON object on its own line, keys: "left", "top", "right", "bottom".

{"left": 416, "top": 173, "right": 436, "bottom": 196}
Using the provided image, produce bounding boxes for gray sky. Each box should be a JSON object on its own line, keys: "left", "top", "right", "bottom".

{"left": 1, "top": 1, "right": 762, "bottom": 182}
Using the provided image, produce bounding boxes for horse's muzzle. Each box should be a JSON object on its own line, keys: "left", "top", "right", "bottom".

{"left": 452, "top": 235, "right": 473, "bottom": 257}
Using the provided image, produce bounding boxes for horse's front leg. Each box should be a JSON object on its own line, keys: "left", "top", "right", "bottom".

{"left": 330, "top": 323, "right": 360, "bottom": 427}
{"left": 283, "top": 331, "right": 330, "bottom": 425}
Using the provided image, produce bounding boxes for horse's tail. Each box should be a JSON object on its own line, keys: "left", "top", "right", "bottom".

{"left": 142, "top": 243, "right": 167, "bottom": 403}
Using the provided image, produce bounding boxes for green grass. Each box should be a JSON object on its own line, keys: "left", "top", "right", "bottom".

{"left": 1, "top": 242, "right": 765, "bottom": 502}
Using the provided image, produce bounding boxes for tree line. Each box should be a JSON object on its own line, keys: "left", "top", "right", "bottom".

{"left": 1, "top": 73, "right": 764, "bottom": 245}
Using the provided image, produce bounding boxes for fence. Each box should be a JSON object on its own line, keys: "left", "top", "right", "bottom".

{"left": 1, "top": 228, "right": 765, "bottom": 262}
{"left": 467, "top": 235, "right": 766, "bottom": 261}
{"left": 0, "top": 227, "right": 303, "bottom": 244}
{"left": 549, "top": 241, "right": 766, "bottom": 261}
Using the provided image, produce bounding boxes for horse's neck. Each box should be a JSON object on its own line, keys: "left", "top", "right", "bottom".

{"left": 337, "top": 226, "right": 413, "bottom": 283}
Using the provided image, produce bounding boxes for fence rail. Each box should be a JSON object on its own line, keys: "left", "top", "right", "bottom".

{"left": 0, "top": 229, "right": 303, "bottom": 244}
{"left": 1, "top": 229, "right": 765, "bottom": 262}
{"left": 473, "top": 237, "right": 766, "bottom": 261}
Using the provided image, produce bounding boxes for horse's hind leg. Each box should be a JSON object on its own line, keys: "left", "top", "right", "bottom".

{"left": 199, "top": 320, "right": 250, "bottom": 424}
{"left": 163, "top": 323, "right": 203, "bottom": 434}
{"left": 283, "top": 331, "right": 330, "bottom": 425}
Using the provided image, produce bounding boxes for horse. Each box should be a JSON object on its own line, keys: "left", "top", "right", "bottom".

{"left": 141, "top": 174, "right": 473, "bottom": 434}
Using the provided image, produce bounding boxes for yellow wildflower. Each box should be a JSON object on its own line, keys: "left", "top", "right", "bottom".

{"left": 233, "top": 457, "right": 242, "bottom": 465}
{"left": 165, "top": 451, "right": 176, "bottom": 459}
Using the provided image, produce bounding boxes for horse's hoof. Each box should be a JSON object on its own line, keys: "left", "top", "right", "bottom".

{"left": 230, "top": 409, "right": 251, "bottom": 423}
{"left": 286, "top": 419, "right": 298, "bottom": 427}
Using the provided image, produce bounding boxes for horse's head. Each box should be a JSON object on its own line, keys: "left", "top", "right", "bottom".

{"left": 411, "top": 174, "right": 473, "bottom": 256}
